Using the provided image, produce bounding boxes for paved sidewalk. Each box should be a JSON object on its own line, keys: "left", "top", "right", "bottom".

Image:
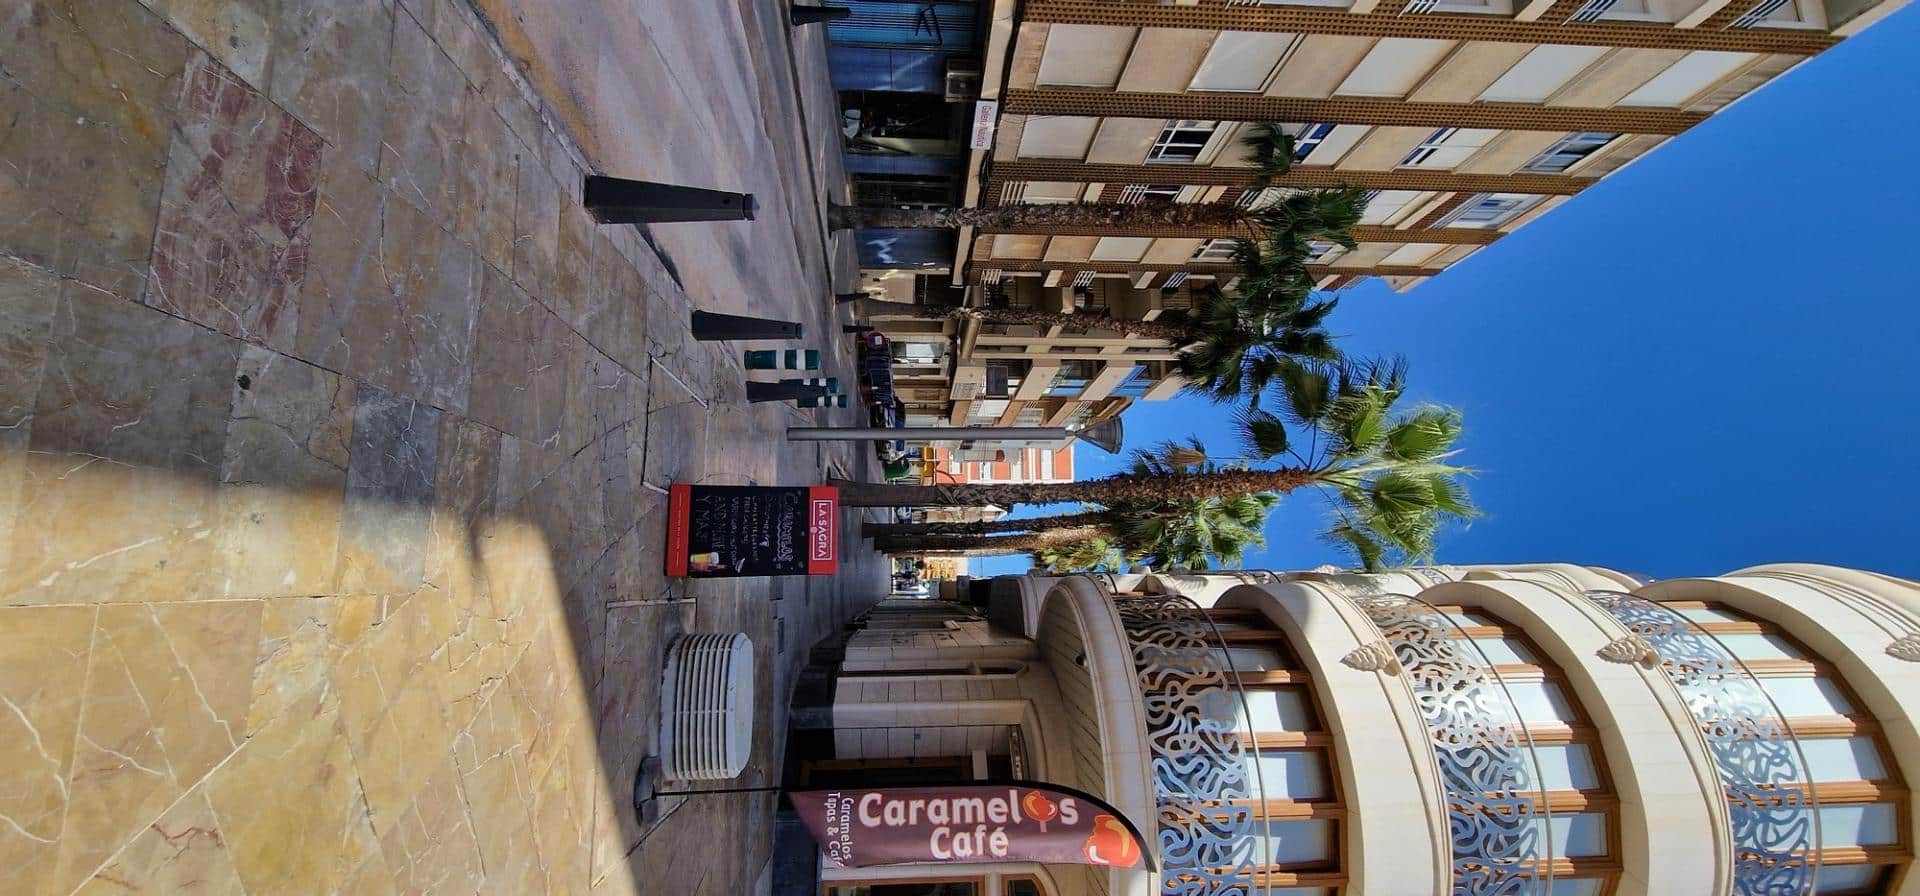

{"left": 0, "top": 0, "right": 879, "bottom": 893}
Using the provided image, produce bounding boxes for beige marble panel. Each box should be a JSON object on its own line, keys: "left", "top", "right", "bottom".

{"left": 1085, "top": 118, "right": 1164, "bottom": 166}
{"left": 52, "top": 602, "right": 262, "bottom": 893}
{"left": 268, "top": 0, "right": 396, "bottom": 174}
{"left": 1407, "top": 41, "right": 1535, "bottom": 103}
{"left": 215, "top": 347, "right": 354, "bottom": 598}
{"left": 1267, "top": 35, "right": 1376, "bottom": 99}
{"left": 1456, "top": 131, "right": 1563, "bottom": 175}
{"left": 0, "top": 605, "right": 95, "bottom": 896}
{"left": 73, "top": 787, "right": 246, "bottom": 896}
{"left": 1335, "top": 126, "right": 1431, "bottom": 171}
{"left": 207, "top": 682, "right": 387, "bottom": 894}
{"left": 1114, "top": 28, "right": 1214, "bottom": 94}
{"left": 1043, "top": 236, "right": 1100, "bottom": 263}
{"left": 1551, "top": 48, "right": 1689, "bottom": 108}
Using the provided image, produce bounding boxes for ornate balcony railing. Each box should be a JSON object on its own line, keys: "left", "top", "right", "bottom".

{"left": 1111, "top": 592, "right": 1264, "bottom": 896}
{"left": 1350, "top": 594, "right": 1552, "bottom": 895}
{"left": 1585, "top": 592, "right": 1819, "bottom": 896}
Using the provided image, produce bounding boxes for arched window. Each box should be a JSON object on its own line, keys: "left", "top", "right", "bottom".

{"left": 1659, "top": 601, "right": 1910, "bottom": 894}
{"left": 1427, "top": 604, "right": 1622, "bottom": 894}
{"left": 1205, "top": 607, "right": 1347, "bottom": 895}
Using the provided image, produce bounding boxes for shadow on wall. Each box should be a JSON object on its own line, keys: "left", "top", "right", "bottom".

{"left": 0, "top": 440, "right": 678, "bottom": 894}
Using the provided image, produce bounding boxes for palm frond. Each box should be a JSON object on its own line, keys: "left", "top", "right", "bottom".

{"left": 1241, "top": 123, "right": 1298, "bottom": 188}
{"left": 1235, "top": 406, "right": 1292, "bottom": 460}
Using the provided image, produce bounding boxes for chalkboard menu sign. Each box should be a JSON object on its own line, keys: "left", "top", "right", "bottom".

{"left": 665, "top": 485, "right": 839, "bottom": 577}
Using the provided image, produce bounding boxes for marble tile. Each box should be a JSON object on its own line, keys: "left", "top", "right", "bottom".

{"left": 588, "top": 232, "right": 649, "bottom": 373}
{"left": 0, "top": 257, "right": 59, "bottom": 558}
{"left": 380, "top": 10, "right": 471, "bottom": 227}
{"left": 450, "top": 687, "right": 544, "bottom": 892}
{"left": 215, "top": 346, "right": 353, "bottom": 598}
{"left": 0, "top": 0, "right": 183, "bottom": 124}
{"left": 497, "top": 432, "right": 609, "bottom": 597}
{"left": 467, "top": 264, "right": 567, "bottom": 446}
{"left": 452, "top": 105, "right": 520, "bottom": 274}
{"left": 596, "top": 601, "right": 691, "bottom": 853}
{"left": 73, "top": 787, "right": 246, "bottom": 896}
{"left": 267, "top": 0, "right": 395, "bottom": 175}
{"left": 145, "top": 53, "right": 323, "bottom": 352}
{"left": 205, "top": 680, "right": 385, "bottom": 894}
{"left": 295, "top": 165, "right": 479, "bottom": 410}
{"left": 141, "top": 0, "right": 275, "bottom": 84}
{"left": 6, "top": 284, "right": 240, "bottom": 602}
{"left": 642, "top": 361, "right": 708, "bottom": 488}
{"left": 0, "top": 81, "right": 169, "bottom": 301}
{"left": 336, "top": 383, "right": 440, "bottom": 594}
{"left": 375, "top": 754, "right": 486, "bottom": 894}
{"left": 511, "top": 150, "right": 561, "bottom": 299}
{"left": 245, "top": 594, "right": 381, "bottom": 738}
{"left": 0, "top": 605, "right": 95, "bottom": 896}
{"left": 424, "top": 414, "right": 502, "bottom": 603}
{"left": 52, "top": 601, "right": 262, "bottom": 893}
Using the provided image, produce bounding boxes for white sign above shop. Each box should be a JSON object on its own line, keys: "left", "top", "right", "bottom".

{"left": 968, "top": 100, "right": 998, "bottom": 150}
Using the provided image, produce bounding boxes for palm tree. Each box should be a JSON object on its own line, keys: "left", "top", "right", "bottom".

{"left": 1032, "top": 537, "right": 1128, "bottom": 574}
{"left": 880, "top": 525, "right": 1107, "bottom": 558}
{"left": 872, "top": 442, "right": 1281, "bottom": 570}
{"left": 838, "top": 360, "right": 1476, "bottom": 569}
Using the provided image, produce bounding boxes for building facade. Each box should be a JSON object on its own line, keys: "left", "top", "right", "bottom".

{"left": 779, "top": 562, "right": 1920, "bottom": 896}
{"left": 960, "top": 0, "right": 1908, "bottom": 295}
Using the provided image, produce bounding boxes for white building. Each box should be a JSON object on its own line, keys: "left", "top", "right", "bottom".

{"left": 781, "top": 562, "right": 1920, "bottom": 896}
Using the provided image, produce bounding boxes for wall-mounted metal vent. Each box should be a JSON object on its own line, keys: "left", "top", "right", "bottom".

{"left": 659, "top": 633, "right": 755, "bottom": 781}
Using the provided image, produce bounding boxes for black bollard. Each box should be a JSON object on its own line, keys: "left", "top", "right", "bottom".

{"left": 835, "top": 292, "right": 867, "bottom": 303}
{"left": 790, "top": 5, "right": 851, "bottom": 25}
{"left": 691, "top": 310, "right": 802, "bottom": 342}
{"left": 583, "top": 175, "right": 756, "bottom": 224}
{"left": 747, "top": 381, "right": 830, "bottom": 403}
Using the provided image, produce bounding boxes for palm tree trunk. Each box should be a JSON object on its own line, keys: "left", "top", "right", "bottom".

{"left": 833, "top": 467, "right": 1316, "bottom": 508}
{"left": 864, "top": 510, "right": 1110, "bottom": 539}
{"left": 829, "top": 203, "right": 1252, "bottom": 233}
{"left": 855, "top": 298, "right": 1196, "bottom": 344}
{"left": 876, "top": 527, "right": 1105, "bottom": 555}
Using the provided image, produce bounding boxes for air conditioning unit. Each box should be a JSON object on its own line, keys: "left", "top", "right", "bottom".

{"left": 945, "top": 61, "right": 982, "bottom": 102}
{"left": 659, "top": 633, "right": 755, "bottom": 781}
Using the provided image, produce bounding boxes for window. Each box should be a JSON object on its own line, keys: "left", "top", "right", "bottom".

{"left": 1148, "top": 120, "right": 1219, "bottom": 163}
{"left": 1524, "top": 132, "right": 1618, "bottom": 173}
{"left": 1304, "top": 240, "right": 1342, "bottom": 263}
{"left": 1537, "top": 812, "right": 1609, "bottom": 858}
{"left": 1444, "top": 193, "right": 1546, "bottom": 229}
{"left": 1011, "top": 180, "right": 1085, "bottom": 204}
{"left": 1469, "top": 636, "right": 1537, "bottom": 665}
{"left": 1713, "top": 632, "right": 1802, "bottom": 660}
{"left": 1192, "top": 238, "right": 1240, "bottom": 262}
{"left": 1801, "top": 737, "right": 1889, "bottom": 782}
{"left": 1756, "top": 675, "right": 1853, "bottom": 716}
{"left": 1242, "top": 748, "right": 1330, "bottom": 801}
{"left": 1813, "top": 865, "right": 1889, "bottom": 894}
{"left": 1257, "top": 818, "right": 1336, "bottom": 867}
{"left": 1209, "top": 645, "right": 1287, "bottom": 671}
{"left": 1292, "top": 123, "right": 1337, "bottom": 161}
{"left": 1532, "top": 743, "right": 1601, "bottom": 791}
{"left": 1047, "top": 361, "right": 1098, "bottom": 397}
{"left": 1239, "top": 187, "right": 1303, "bottom": 210}
{"left": 1400, "top": 127, "right": 1499, "bottom": 169}
{"left": 1507, "top": 680, "right": 1576, "bottom": 724}
{"left": 1110, "top": 365, "right": 1154, "bottom": 398}
{"left": 1119, "top": 184, "right": 1183, "bottom": 204}
{"left": 1819, "top": 804, "right": 1899, "bottom": 847}
{"left": 1237, "top": 687, "right": 1317, "bottom": 732}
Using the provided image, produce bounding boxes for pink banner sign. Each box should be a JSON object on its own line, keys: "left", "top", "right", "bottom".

{"left": 789, "top": 783, "right": 1154, "bottom": 871}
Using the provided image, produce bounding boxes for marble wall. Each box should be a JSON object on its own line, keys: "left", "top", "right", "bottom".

{"left": 0, "top": 0, "right": 879, "bottom": 891}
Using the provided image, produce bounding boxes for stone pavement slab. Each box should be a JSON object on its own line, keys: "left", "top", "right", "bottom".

{"left": 0, "top": 0, "right": 885, "bottom": 892}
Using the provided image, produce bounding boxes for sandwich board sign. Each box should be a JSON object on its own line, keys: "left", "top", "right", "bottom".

{"left": 666, "top": 484, "right": 838, "bottom": 577}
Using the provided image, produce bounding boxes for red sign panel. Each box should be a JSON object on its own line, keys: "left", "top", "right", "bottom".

{"left": 665, "top": 484, "right": 838, "bottom": 577}
{"left": 789, "top": 783, "right": 1153, "bottom": 871}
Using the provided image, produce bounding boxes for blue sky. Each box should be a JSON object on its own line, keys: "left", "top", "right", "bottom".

{"left": 976, "top": 6, "right": 1920, "bottom": 581}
